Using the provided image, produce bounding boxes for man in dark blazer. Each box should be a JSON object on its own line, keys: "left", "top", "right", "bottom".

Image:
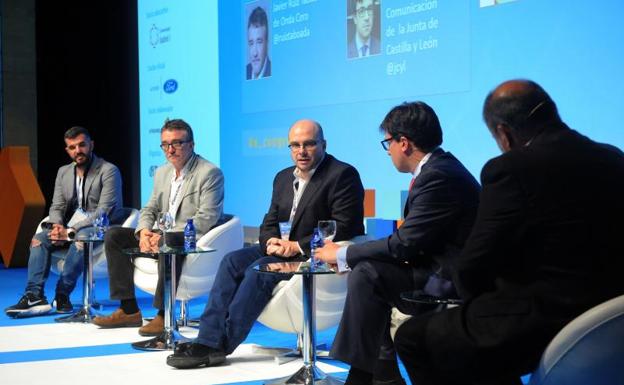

{"left": 394, "top": 80, "right": 624, "bottom": 385}
{"left": 315, "top": 102, "right": 481, "bottom": 384}
{"left": 167, "top": 119, "right": 365, "bottom": 369}
{"left": 5, "top": 126, "right": 124, "bottom": 317}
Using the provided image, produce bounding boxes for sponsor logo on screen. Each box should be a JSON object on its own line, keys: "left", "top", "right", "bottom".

{"left": 163, "top": 79, "right": 178, "bottom": 94}
{"left": 149, "top": 24, "right": 171, "bottom": 47}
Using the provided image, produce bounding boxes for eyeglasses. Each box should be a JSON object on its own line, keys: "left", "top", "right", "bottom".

{"left": 380, "top": 137, "right": 394, "bottom": 151}
{"left": 160, "top": 140, "right": 190, "bottom": 151}
{"left": 356, "top": 5, "right": 374, "bottom": 19}
{"left": 288, "top": 140, "right": 319, "bottom": 152}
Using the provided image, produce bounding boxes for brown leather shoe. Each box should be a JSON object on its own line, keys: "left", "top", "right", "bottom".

{"left": 93, "top": 308, "right": 143, "bottom": 328}
{"left": 138, "top": 314, "right": 164, "bottom": 336}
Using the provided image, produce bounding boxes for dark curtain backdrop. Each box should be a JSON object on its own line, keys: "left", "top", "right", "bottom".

{"left": 35, "top": 0, "right": 140, "bottom": 211}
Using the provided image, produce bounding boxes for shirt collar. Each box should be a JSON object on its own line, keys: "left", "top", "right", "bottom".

{"left": 355, "top": 34, "right": 371, "bottom": 55}
{"left": 412, "top": 149, "right": 437, "bottom": 178}
{"left": 253, "top": 57, "right": 268, "bottom": 79}
{"left": 293, "top": 153, "right": 325, "bottom": 183}
{"left": 172, "top": 153, "right": 195, "bottom": 182}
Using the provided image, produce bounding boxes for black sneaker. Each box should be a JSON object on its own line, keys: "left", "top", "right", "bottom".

{"left": 166, "top": 343, "right": 226, "bottom": 369}
{"left": 4, "top": 293, "right": 52, "bottom": 318}
{"left": 54, "top": 293, "right": 73, "bottom": 313}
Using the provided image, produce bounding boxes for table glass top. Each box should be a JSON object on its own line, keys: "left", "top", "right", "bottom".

{"left": 123, "top": 246, "right": 216, "bottom": 256}
{"left": 255, "top": 261, "right": 336, "bottom": 275}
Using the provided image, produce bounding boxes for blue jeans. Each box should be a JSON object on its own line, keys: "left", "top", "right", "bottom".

{"left": 25, "top": 229, "right": 87, "bottom": 297}
{"left": 195, "top": 245, "right": 295, "bottom": 354}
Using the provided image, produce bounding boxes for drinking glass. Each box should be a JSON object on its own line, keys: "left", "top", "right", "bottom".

{"left": 279, "top": 222, "right": 292, "bottom": 240}
{"left": 90, "top": 209, "right": 104, "bottom": 240}
{"left": 318, "top": 220, "right": 337, "bottom": 242}
{"left": 157, "top": 212, "right": 173, "bottom": 247}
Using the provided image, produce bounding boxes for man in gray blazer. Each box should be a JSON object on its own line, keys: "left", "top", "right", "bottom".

{"left": 5, "top": 126, "right": 124, "bottom": 318}
{"left": 93, "top": 119, "right": 224, "bottom": 337}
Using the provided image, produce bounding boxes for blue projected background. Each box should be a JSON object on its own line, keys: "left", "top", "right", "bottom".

{"left": 139, "top": 0, "right": 624, "bottom": 227}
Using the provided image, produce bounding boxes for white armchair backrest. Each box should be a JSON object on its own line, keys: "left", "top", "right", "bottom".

{"left": 176, "top": 215, "right": 244, "bottom": 300}
{"left": 93, "top": 207, "right": 140, "bottom": 277}
{"left": 134, "top": 215, "right": 244, "bottom": 301}
{"left": 256, "top": 234, "right": 370, "bottom": 334}
{"left": 529, "top": 294, "right": 624, "bottom": 385}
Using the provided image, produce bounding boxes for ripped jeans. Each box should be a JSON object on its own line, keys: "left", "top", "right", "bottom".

{"left": 25, "top": 229, "right": 87, "bottom": 297}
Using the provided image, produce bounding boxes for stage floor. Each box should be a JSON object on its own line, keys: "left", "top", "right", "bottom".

{"left": 0, "top": 265, "right": 351, "bottom": 385}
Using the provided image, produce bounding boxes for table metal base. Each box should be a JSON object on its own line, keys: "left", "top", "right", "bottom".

{"left": 54, "top": 307, "right": 99, "bottom": 323}
{"left": 131, "top": 330, "right": 190, "bottom": 351}
{"left": 253, "top": 343, "right": 331, "bottom": 365}
{"left": 264, "top": 364, "right": 345, "bottom": 385}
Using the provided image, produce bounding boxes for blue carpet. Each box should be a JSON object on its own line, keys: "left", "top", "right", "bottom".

{"left": 0, "top": 265, "right": 529, "bottom": 384}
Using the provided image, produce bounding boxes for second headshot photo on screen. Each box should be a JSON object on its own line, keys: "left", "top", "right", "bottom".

{"left": 245, "top": 1, "right": 272, "bottom": 81}
{"left": 347, "top": 0, "right": 381, "bottom": 59}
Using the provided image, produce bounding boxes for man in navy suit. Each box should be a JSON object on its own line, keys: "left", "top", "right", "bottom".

{"left": 316, "top": 102, "right": 480, "bottom": 385}
{"left": 246, "top": 6, "right": 271, "bottom": 80}
{"left": 348, "top": 0, "right": 381, "bottom": 59}
{"left": 394, "top": 80, "right": 624, "bottom": 385}
{"left": 167, "top": 119, "right": 365, "bottom": 368}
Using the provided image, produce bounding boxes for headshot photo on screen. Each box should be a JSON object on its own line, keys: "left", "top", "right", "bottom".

{"left": 347, "top": 0, "right": 381, "bottom": 59}
{"left": 245, "top": 2, "right": 272, "bottom": 80}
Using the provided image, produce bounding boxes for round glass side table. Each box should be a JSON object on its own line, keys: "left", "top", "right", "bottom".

{"left": 124, "top": 245, "right": 216, "bottom": 351}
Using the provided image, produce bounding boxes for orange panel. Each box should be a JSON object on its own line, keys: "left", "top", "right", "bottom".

{"left": 364, "top": 189, "right": 375, "bottom": 218}
{"left": 0, "top": 147, "right": 45, "bottom": 267}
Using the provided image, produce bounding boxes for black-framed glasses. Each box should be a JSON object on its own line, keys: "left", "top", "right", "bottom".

{"left": 356, "top": 5, "right": 374, "bottom": 18}
{"left": 380, "top": 137, "right": 394, "bottom": 151}
{"left": 288, "top": 140, "right": 319, "bottom": 152}
{"left": 160, "top": 140, "right": 190, "bottom": 151}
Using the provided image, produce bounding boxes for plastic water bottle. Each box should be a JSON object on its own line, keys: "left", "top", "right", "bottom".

{"left": 97, "top": 211, "right": 109, "bottom": 240}
{"left": 310, "top": 227, "right": 324, "bottom": 269}
{"left": 184, "top": 218, "right": 196, "bottom": 251}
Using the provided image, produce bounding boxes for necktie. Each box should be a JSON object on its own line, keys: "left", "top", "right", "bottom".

{"left": 361, "top": 44, "right": 368, "bottom": 57}
{"left": 409, "top": 178, "right": 416, "bottom": 191}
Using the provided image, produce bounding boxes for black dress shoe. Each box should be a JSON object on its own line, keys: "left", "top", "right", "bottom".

{"left": 166, "top": 343, "right": 226, "bottom": 369}
{"left": 173, "top": 341, "right": 193, "bottom": 354}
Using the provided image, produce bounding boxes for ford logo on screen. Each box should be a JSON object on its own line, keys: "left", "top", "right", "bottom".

{"left": 163, "top": 79, "right": 178, "bottom": 94}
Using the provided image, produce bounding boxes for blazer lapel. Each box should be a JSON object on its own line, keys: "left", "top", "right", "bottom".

{"left": 64, "top": 165, "right": 76, "bottom": 202}
{"left": 83, "top": 155, "right": 101, "bottom": 210}
{"left": 173, "top": 154, "right": 197, "bottom": 219}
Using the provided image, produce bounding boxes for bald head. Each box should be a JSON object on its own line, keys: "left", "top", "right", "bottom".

{"left": 288, "top": 119, "right": 324, "bottom": 140}
{"left": 288, "top": 119, "right": 326, "bottom": 177}
{"left": 483, "top": 79, "right": 561, "bottom": 148}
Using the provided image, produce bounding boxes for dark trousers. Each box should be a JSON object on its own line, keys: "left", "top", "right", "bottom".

{"left": 195, "top": 245, "right": 295, "bottom": 354}
{"left": 330, "top": 260, "right": 435, "bottom": 371}
{"left": 104, "top": 227, "right": 183, "bottom": 310}
{"left": 394, "top": 308, "right": 524, "bottom": 385}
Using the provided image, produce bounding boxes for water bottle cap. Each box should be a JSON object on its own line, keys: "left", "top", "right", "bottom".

{"left": 187, "top": 218, "right": 193, "bottom": 223}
